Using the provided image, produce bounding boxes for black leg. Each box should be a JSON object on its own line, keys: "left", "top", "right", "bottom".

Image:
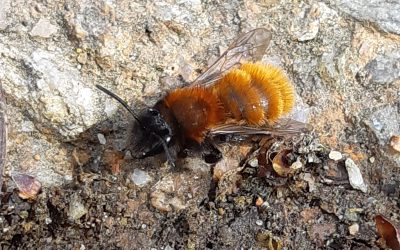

{"left": 202, "top": 139, "right": 222, "bottom": 164}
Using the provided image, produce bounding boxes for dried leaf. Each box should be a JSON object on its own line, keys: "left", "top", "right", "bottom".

{"left": 272, "top": 149, "right": 296, "bottom": 177}
{"left": 375, "top": 214, "right": 400, "bottom": 250}
{"left": 11, "top": 172, "right": 42, "bottom": 200}
{"left": 103, "top": 149, "right": 124, "bottom": 174}
{"left": 389, "top": 135, "right": 400, "bottom": 153}
{"left": 72, "top": 148, "right": 91, "bottom": 167}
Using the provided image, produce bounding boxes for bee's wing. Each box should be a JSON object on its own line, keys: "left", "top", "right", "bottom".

{"left": 209, "top": 119, "right": 311, "bottom": 137}
{"left": 190, "top": 28, "right": 272, "bottom": 87}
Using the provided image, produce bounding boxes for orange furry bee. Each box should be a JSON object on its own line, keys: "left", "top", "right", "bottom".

{"left": 97, "top": 28, "right": 307, "bottom": 166}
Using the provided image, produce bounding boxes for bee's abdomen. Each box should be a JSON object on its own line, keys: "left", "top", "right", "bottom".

{"left": 211, "top": 69, "right": 265, "bottom": 125}
{"left": 212, "top": 63, "right": 295, "bottom": 124}
{"left": 164, "top": 87, "right": 224, "bottom": 142}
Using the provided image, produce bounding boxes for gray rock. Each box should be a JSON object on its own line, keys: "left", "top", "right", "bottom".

{"left": 345, "top": 159, "right": 368, "bottom": 193}
{"left": 131, "top": 169, "right": 152, "bottom": 187}
{"left": 329, "top": 151, "right": 342, "bottom": 161}
{"left": 0, "top": 47, "right": 108, "bottom": 140}
{"left": 366, "top": 106, "right": 400, "bottom": 145}
{"left": 97, "top": 133, "right": 107, "bottom": 145}
{"left": 364, "top": 50, "right": 400, "bottom": 85}
{"left": 333, "top": 0, "right": 400, "bottom": 35}
{"left": 30, "top": 18, "right": 58, "bottom": 38}
{"left": 68, "top": 194, "right": 88, "bottom": 221}
{"left": 0, "top": 0, "right": 11, "bottom": 30}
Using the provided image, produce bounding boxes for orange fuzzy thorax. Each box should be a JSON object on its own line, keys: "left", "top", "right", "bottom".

{"left": 164, "top": 87, "right": 225, "bottom": 142}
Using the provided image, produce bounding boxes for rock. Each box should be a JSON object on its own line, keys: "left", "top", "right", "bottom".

{"left": 366, "top": 106, "right": 400, "bottom": 146}
{"left": 76, "top": 52, "right": 88, "bottom": 65}
{"left": 97, "top": 133, "right": 107, "bottom": 145}
{"left": 344, "top": 208, "right": 363, "bottom": 222}
{"left": 303, "top": 173, "right": 316, "bottom": 192}
{"left": 345, "top": 159, "right": 368, "bottom": 193}
{"left": 131, "top": 169, "right": 152, "bottom": 187}
{"left": 333, "top": 0, "right": 400, "bottom": 35}
{"left": 11, "top": 172, "right": 42, "bottom": 200}
{"left": 291, "top": 159, "right": 303, "bottom": 170}
{"left": 308, "top": 223, "right": 336, "bottom": 245}
{"left": 290, "top": 3, "right": 338, "bottom": 42}
{"left": 329, "top": 151, "right": 342, "bottom": 161}
{"left": 0, "top": 48, "right": 107, "bottom": 140}
{"left": 348, "top": 223, "right": 359, "bottom": 235}
{"left": 5, "top": 106, "right": 73, "bottom": 187}
{"left": 29, "top": 18, "right": 58, "bottom": 38}
{"left": 364, "top": 50, "right": 400, "bottom": 85}
{"left": 369, "top": 157, "right": 375, "bottom": 163}
{"left": 389, "top": 135, "right": 400, "bottom": 153}
{"left": 68, "top": 194, "right": 88, "bottom": 221}
{"left": 0, "top": 0, "right": 11, "bottom": 30}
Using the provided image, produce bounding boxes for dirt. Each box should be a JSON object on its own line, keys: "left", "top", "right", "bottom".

{"left": 1, "top": 120, "right": 399, "bottom": 249}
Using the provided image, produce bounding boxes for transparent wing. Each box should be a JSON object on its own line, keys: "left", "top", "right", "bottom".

{"left": 190, "top": 28, "right": 272, "bottom": 87}
{"left": 209, "top": 119, "right": 312, "bottom": 137}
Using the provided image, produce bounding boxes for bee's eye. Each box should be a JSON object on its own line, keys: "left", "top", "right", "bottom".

{"left": 148, "top": 108, "right": 158, "bottom": 115}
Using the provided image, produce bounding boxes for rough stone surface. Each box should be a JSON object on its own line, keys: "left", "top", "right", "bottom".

{"left": 366, "top": 105, "right": 400, "bottom": 145}
{"left": 333, "top": 0, "right": 400, "bottom": 35}
{"left": 0, "top": 0, "right": 399, "bottom": 248}
{"left": 29, "top": 18, "right": 58, "bottom": 38}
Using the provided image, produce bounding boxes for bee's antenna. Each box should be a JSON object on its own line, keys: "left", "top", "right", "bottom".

{"left": 95, "top": 85, "right": 145, "bottom": 128}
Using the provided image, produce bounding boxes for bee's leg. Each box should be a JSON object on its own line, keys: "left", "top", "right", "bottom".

{"left": 202, "top": 139, "right": 222, "bottom": 164}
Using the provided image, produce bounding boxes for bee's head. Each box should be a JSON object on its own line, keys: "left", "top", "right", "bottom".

{"left": 96, "top": 85, "right": 176, "bottom": 166}
{"left": 131, "top": 108, "right": 172, "bottom": 159}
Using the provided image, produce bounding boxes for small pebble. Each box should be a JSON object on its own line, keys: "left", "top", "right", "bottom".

{"left": 291, "top": 160, "right": 303, "bottom": 170}
{"left": 345, "top": 159, "right": 368, "bottom": 193}
{"left": 131, "top": 169, "right": 152, "bottom": 187}
{"left": 68, "top": 194, "right": 88, "bottom": 220}
{"left": 348, "top": 223, "right": 359, "bottom": 235}
{"left": 303, "top": 173, "right": 316, "bottom": 192}
{"left": 97, "top": 133, "right": 107, "bottom": 145}
{"left": 329, "top": 151, "right": 342, "bottom": 161}
{"left": 77, "top": 52, "right": 88, "bottom": 64}
{"left": 248, "top": 158, "right": 258, "bottom": 167}
{"left": 389, "top": 135, "right": 400, "bottom": 152}
{"left": 255, "top": 197, "right": 264, "bottom": 207}
{"left": 29, "top": 18, "right": 58, "bottom": 38}
{"left": 33, "top": 154, "right": 41, "bottom": 161}
{"left": 369, "top": 157, "right": 375, "bottom": 163}
{"left": 45, "top": 217, "right": 52, "bottom": 224}
{"left": 256, "top": 219, "right": 263, "bottom": 226}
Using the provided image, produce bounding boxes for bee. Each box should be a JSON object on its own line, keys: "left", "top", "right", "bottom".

{"left": 96, "top": 28, "right": 307, "bottom": 167}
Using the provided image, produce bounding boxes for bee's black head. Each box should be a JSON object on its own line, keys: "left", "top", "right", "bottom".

{"left": 131, "top": 108, "right": 173, "bottom": 158}
{"left": 96, "top": 85, "right": 176, "bottom": 166}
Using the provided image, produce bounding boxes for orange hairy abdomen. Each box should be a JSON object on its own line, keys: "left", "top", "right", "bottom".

{"left": 211, "top": 69, "right": 265, "bottom": 125}
{"left": 213, "top": 63, "right": 295, "bottom": 124}
{"left": 164, "top": 87, "right": 224, "bottom": 142}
